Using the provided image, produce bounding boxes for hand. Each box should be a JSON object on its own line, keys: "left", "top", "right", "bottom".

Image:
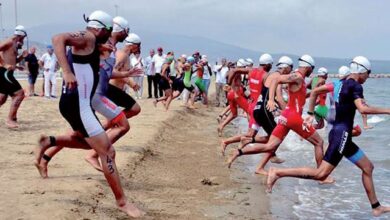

{"left": 5, "top": 65, "right": 16, "bottom": 71}
{"left": 304, "top": 115, "right": 315, "bottom": 128}
{"left": 127, "top": 67, "right": 143, "bottom": 77}
{"left": 63, "top": 71, "right": 78, "bottom": 90}
{"left": 266, "top": 100, "right": 277, "bottom": 112}
{"left": 132, "top": 84, "right": 140, "bottom": 91}
{"left": 15, "top": 65, "right": 24, "bottom": 71}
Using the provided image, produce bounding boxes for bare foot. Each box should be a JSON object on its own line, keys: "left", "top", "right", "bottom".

{"left": 37, "top": 161, "right": 49, "bottom": 178}
{"left": 319, "top": 176, "right": 335, "bottom": 185}
{"left": 255, "top": 168, "right": 268, "bottom": 176}
{"left": 33, "top": 135, "right": 51, "bottom": 177}
{"left": 364, "top": 125, "right": 373, "bottom": 130}
{"left": 270, "top": 156, "right": 285, "bottom": 164}
{"left": 117, "top": 201, "right": 145, "bottom": 218}
{"left": 227, "top": 150, "right": 239, "bottom": 169}
{"left": 6, "top": 120, "right": 19, "bottom": 129}
{"left": 372, "top": 205, "right": 390, "bottom": 217}
{"left": 217, "top": 127, "right": 223, "bottom": 137}
{"left": 188, "top": 105, "right": 197, "bottom": 109}
{"left": 85, "top": 156, "right": 103, "bottom": 172}
{"left": 266, "top": 167, "right": 279, "bottom": 193}
{"left": 220, "top": 140, "right": 227, "bottom": 156}
{"left": 153, "top": 100, "right": 157, "bottom": 107}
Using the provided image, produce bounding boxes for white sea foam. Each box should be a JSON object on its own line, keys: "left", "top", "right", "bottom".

{"left": 367, "top": 115, "right": 387, "bottom": 124}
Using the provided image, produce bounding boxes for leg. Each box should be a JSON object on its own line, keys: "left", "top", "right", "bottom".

{"left": 123, "top": 103, "right": 141, "bottom": 119}
{"left": 153, "top": 74, "right": 159, "bottom": 98}
{"left": 44, "top": 71, "right": 50, "bottom": 98}
{"left": 163, "top": 89, "right": 174, "bottom": 111}
{"left": 147, "top": 75, "right": 153, "bottom": 98}
{"left": 266, "top": 160, "right": 335, "bottom": 193}
{"left": 306, "top": 132, "right": 324, "bottom": 167}
{"left": 218, "top": 113, "right": 236, "bottom": 137}
{"left": 7, "top": 89, "right": 25, "bottom": 128}
{"left": 0, "top": 93, "right": 7, "bottom": 107}
{"left": 85, "top": 132, "right": 145, "bottom": 217}
{"left": 353, "top": 155, "right": 390, "bottom": 217}
{"left": 50, "top": 72, "right": 57, "bottom": 97}
{"left": 227, "top": 135, "right": 282, "bottom": 168}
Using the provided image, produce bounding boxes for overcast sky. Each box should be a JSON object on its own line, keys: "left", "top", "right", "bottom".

{"left": 1, "top": 0, "right": 389, "bottom": 60}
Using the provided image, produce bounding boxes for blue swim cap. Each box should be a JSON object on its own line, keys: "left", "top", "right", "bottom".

{"left": 187, "top": 56, "right": 195, "bottom": 63}
{"left": 47, "top": 45, "right": 53, "bottom": 49}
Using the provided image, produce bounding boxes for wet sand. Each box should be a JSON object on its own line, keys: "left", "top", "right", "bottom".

{"left": 0, "top": 79, "right": 271, "bottom": 219}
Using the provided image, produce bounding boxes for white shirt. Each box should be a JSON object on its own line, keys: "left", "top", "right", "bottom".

{"left": 152, "top": 54, "right": 166, "bottom": 73}
{"left": 202, "top": 64, "right": 212, "bottom": 80}
{"left": 215, "top": 65, "right": 228, "bottom": 84}
{"left": 40, "top": 53, "right": 57, "bottom": 72}
{"left": 130, "top": 56, "right": 144, "bottom": 76}
{"left": 144, "top": 55, "right": 154, "bottom": 76}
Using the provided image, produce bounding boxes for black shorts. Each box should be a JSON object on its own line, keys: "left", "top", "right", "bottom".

{"left": 253, "top": 102, "right": 276, "bottom": 135}
{"left": 28, "top": 72, "right": 39, "bottom": 84}
{"left": 0, "top": 67, "right": 22, "bottom": 95}
{"left": 323, "top": 125, "right": 363, "bottom": 166}
{"left": 106, "top": 84, "right": 137, "bottom": 110}
{"left": 171, "top": 77, "right": 185, "bottom": 93}
{"left": 159, "top": 78, "right": 171, "bottom": 91}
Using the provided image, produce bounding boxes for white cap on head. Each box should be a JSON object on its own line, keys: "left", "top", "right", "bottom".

{"left": 338, "top": 66, "right": 350, "bottom": 77}
{"left": 245, "top": 58, "right": 254, "bottom": 65}
{"left": 298, "top": 54, "right": 315, "bottom": 68}
{"left": 277, "top": 56, "right": 293, "bottom": 68}
{"left": 317, "top": 67, "right": 328, "bottom": 76}
{"left": 201, "top": 55, "right": 207, "bottom": 59}
{"left": 85, "top": 10, "right": 113, "bottom": 29}
{"left": 124, "top": 33, "right": 141, "bottom": 45}
{"left": 181, "top": 54, "right": 187, "bottom": 58}
{"left": 14, "top": 25, "right": 27, "bottom": 36}
{"left": 237, "top": 58, "right": 247, "bottom": 67}
{"left": 259, "top": 53, "right": 273, "bottom": 65}
{"left": 112, "top": 16, "right": 129, "bottom": 33}
{"left": 350, "top": 56, "right": 371, "bottom": 74}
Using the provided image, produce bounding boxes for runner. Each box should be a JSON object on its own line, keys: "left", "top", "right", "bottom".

{"left": 227, "top": 55, "right": 333, "bottom": 184}
{"left": 307, "top": 67, "right": 328, "bottom": 129}
{"left": 33, "top": 11, "right": 144, "bottom": 217}
{"left": 266, "top": 56, "right": 390, "bottom": 217}
{"left": 220, "top": 54, "right": 273, "bottom": 153}
{"left": 0, "top": 25, "right": 28, "bottom": 128}
{"left": 153, "top": 56, "right": 175, "bottom": 110}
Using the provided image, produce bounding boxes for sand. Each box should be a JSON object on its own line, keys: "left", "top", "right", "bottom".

{"left": 0, "top": 78, "right": 271, "bottom": 219}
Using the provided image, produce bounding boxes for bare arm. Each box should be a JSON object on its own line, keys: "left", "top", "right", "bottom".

{"left": 227, "top": 68, "right": 249, "bottom": 85}
{"left": 275, "top": 84, "right": 286, "bottom": 110}
{"left": 52, "top": 31, "right": 90, "bottom": 89}
{"left": 267, "top": 73, "right": 303, "bottom": 111}
{"left": 354, "top": 98, "right": 390, "bottom": 115}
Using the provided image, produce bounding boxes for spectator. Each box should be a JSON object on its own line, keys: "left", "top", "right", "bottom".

{"left": 131, "top": 52, "right": 144, "bottom": 99}
{"left": 152, "top": 47, "right": 166, "bottom": 98}
{"left": 144, "top": 49, "right": 155, "bottom": 99}
{"left": 24, "top": 47, "right": 39, "bottom": 96}
{"left": 201, "top": 55, "right": 212, "bottom": 97}
{"left": 39, "top": 45, "right": 58, "bottom": 99}
{"left": 214, "top": 58, "right": 229, "bottom": 107}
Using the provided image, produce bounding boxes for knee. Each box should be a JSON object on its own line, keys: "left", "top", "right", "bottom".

{"left": 132, "top": 104, "right": 141, "bottom": 115}
{"left": 314, "top": 167, "right": 331, "bottom": 180}
{"left": 362, "top": 162, "right": 374, "bottom": 175}
{"left": 120, "top": 121, "right": 130, "bottom": 134}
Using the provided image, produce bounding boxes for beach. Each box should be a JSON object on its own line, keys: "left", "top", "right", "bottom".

{"left": 0, "top": 79, "right": 272, "bottom": 220}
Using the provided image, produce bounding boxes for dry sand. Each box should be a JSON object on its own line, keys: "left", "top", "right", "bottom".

{"left": 0, "top": 79, "right": 271, "bottom": 219}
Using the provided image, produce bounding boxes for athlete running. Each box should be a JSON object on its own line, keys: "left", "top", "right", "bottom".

{"left": 307, "top": 67, "right": 329, "bottom": 129}
{"left": 0, "top": 25, "right": 28, "bottom": 128}
{"left": 33, "top": 11, "right": 144, "bottom": 218}
{"left": 266, "top": 56, "right": 390, "bottom": 217}
{"left": 227, "top": 55, "right": 333, "bottom": 184}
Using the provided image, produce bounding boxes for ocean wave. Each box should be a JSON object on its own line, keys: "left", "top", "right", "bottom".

{"left": 367, "top": 115, "right": 387, "bottom": 124}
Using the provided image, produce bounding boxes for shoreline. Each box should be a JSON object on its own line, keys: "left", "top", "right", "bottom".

{"left": 0, "top": 79, "right": 272, "bottom": 219}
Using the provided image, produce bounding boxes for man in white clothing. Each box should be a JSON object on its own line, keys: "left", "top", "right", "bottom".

{"left": 152, "top": 47, "right": 166, "bottom": 98}
{"left": 214, "top": 58, "right": 228, "bottom": 107}
{"left": 144, "top": 49, "right": 155, "bottom": 98}
{"left": 39, "top": 45, "right": 58, "bottom": 98}
{"left": 130, "top": 53, "right": 144, "bottom": 99}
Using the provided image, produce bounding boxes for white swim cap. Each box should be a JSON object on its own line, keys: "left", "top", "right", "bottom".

{"left": 237, "top": 58, "right": 247, "bottom": 67}
{"left": 276, "top": 56, "right": 293, "bottom": 68}
{"left": 245, "top": 58, "right": 254, "bottom": 65}
{"left": 338, "top": 66, "right": 350, "bottom": 77}
{"left": 14, "top": 25, "right": 27, "bottom": 36}
{"left": 181, "top": 54, "right": 187, "bottom": 58}
{"left": 85, "top": 10, "right": 113, "bottom": 30}
{"left": 124, "top": 33, "right": 141, "bottom": 45}
{"left": 201, "top": 55, "right": 207, "bottom": 59}
{"left": 317, "top": 67, "right": 328, "bottom": 76}
{"left": 350, "top": 56, "right": 371, "bottom": 74}
{"left": 112, "top": 16, "right": 129, "bottom": 33}
{"left": 298, "top": 54, "right": 315, "bottom": 68}
{"left": 259, "top": 53, "right": 273, "bottom": 65}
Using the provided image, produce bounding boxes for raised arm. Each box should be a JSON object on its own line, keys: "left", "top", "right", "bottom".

{"left": 52, "top": 31, "right": 90, "bottom": 89}
{"left": 227, "top": 68, "right": 250, "bottom": 85}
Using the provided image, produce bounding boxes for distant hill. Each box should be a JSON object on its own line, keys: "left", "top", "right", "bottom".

{"left": 4, "top": 24, "right": 390, "bottom": 73}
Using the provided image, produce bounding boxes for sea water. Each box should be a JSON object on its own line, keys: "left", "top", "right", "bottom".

{"left": 236, "top": 79, "right": 390, "bottom": 219}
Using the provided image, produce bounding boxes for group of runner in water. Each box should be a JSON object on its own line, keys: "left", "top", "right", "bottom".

{"left": 0, "top": 9, "right": 389, "bottom": 218}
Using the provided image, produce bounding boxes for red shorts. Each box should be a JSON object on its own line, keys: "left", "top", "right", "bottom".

{"left": 227, "top": 89, "right": 249, "bottom": 116}
{"left": 271, "top": 109, "right": 316, "bottom": 140}
{"left": 248, "top": 101, "right": 259, "bottom": 130}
